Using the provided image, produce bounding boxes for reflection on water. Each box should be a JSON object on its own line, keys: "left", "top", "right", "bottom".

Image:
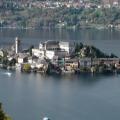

{"left": 0, "top": 69, "right": 120, "bottom": 120}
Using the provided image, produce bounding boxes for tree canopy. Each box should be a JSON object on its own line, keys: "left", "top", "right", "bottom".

{"left": 0, "top": 103, "right": 12, "bottom": 120}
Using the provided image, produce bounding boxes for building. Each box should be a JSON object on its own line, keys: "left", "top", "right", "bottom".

{"left": 64, "top": 58, "right": 79, "bottom": 71}
{"left": 0, "top": 49, "right": 4, "bottom": 57}
{"left": 54, "top": 50, "right": 69, "bottom": 58}
{"left": 43, "top": 40, "right": 69, "bottom": 53}
{"left": 59, "top": 41, "right": 69, "bottom": 53}
{"left": 33, "top": 40, "right": 70, "bottom": 60}
{"left": 46, "top": 50, "right": 55, "bottom": 59}
{"left": 28, "top": 57, "right": 48, "bottom": 71}
{"left": 32, "top": 49, "right": 44, "bottom": 58}
{"left": 43, "top": 41, "right": 59, "bottom": 51}
{"left": 102, "top": 0, "right": 119, "bottom": 7}
{"left": 17, "top": 53, "right": 28, "bottom": 64}
{"left": 15, "top": 37, "right": 21, "bottom": 54}
{"left": 79, "top": 58, "right": 92, "bottom": 67}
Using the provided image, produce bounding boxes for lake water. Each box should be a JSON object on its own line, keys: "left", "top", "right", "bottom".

{"left": 0, "top": 28, "right": 120, "bottom": 120}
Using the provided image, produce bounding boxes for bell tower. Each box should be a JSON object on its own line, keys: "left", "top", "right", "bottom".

{"left": 15, "top": 37, "right": 21, "bottom": 54}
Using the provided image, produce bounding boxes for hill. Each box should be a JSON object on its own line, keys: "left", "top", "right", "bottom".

{"left": 73, "top": 43, "right": 118, "bottom": 58}
{"left": 0, "top": 0, "right": 120, "bottom": 29}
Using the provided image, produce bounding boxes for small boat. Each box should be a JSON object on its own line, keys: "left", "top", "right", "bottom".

{"left": 42, "top": 117, "right": 50, "bottom": 120}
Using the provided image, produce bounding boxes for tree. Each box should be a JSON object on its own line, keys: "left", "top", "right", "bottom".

{"left": 22, "top": 64, "right": 31, "bottom": 72}
{"left": 29, "top": 45, "right": 34, "bottom": 56}
{"left": 75, "top": 42, "right": 83, "bottom": 53}
{"left": 0, "top": 103, "right": 12, "bottom": 120}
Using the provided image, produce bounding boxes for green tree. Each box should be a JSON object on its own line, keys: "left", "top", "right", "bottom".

{"left": 29, "top": 45, "right": 34, "bottom": 56}
{"left": 75, "top": 42, "right": 83, "bottom": 53}
{"left": 0, "top": 103, "right": 12, "bottom": 120}
{"left": 22, "top": 64, "right": 31, "bottom": 72}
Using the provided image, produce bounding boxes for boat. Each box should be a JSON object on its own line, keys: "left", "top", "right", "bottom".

{"left": 42, "top": 117, "right": 50, "bottom": 120}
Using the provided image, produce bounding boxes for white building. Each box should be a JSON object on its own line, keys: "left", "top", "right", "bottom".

{"left": 32, "top": 41, "right": 69, "bottom": 60}
{"left": 41, "top": 40, "right": 69, "bottom": 59}
{"left": 16, "top": 63, "right": 22, "bottom": 70}
{"left": 17, "top": 53, "right": 28, "bottom": 64}
{"left": 46, "top": 50, "right": 55, "bottom": 59}
{"left": 32, "top": 49, "right": 44, "bottom": 58}
{"left": 39, "top": 43, "right": 43, "bottom": 50}
{"left": 29, "top": 57, "right": 48, "bottom": 69}
{"left": 32, "top": 48, "right": 55, "bottom": 59}
{"left": 43, "top": 40, "right": 69, "bottom": 53}
{"left": 0, "top": 49, "right": 4, "bottom": 57}
{"left": 28, "top": 57, "right": 33, "bottom": 64}
{"left": 59, "top": 41, "right": 69, "bottom": 53}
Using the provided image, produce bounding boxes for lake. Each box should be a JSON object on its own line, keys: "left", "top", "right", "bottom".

{"left": 0, "top": 28, "right": 120, "bottom": 120}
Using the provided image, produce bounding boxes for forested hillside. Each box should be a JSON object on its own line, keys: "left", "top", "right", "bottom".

{"left": 0, "top": 0, "right": 120, "bottom": 29}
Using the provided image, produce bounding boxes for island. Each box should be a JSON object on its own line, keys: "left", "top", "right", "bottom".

{"left": 0, "top": 37, "right": 120, "bottom": 75}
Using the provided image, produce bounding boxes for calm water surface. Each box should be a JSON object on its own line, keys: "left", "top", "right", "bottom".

{"left": 0, "top": 28, "right": 120, "bottom": 120}
{"left": 0, "top": 28, "right": 120, "bottom": 56}
{"left": 0, "top": 70, "right": 120, "bottom": 120}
